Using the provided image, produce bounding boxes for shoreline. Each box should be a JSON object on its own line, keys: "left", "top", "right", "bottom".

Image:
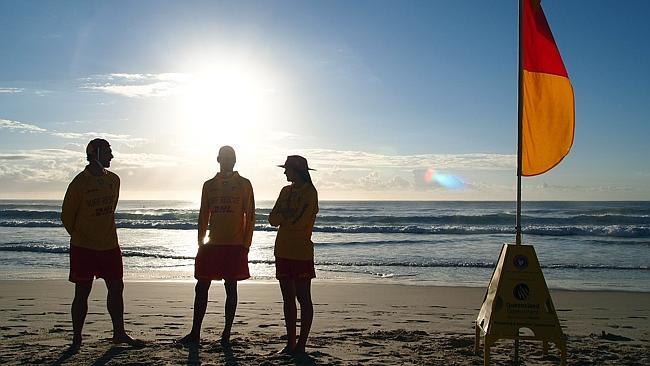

{"left": 2, "top": 276, "right": 649, "bottom": 294}
{"left": 1, "top": 279, "right": 648, "bottom": 365}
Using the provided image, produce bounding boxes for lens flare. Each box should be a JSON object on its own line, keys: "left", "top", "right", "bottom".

{"left": 423, "top": 168, "right": 465, "bottom": 190}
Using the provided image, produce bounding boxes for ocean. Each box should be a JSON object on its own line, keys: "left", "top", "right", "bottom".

{"left": 0, "top": 200, "right": 648, "bottom": 292}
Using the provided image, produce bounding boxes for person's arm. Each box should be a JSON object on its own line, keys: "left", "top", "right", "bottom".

{"left": 288, "top": 189, "right": 318, "bottom": 228}
{"left": 243, "top": 181, "right": 255, "bottom": 249}
{"left": 61, "top": 179, "right": 80, "bottom": 236}
{"left": 268, "top": 187, "right": 286, "bottom": 227}
{"left": 197, "top": 182, "right": 210, "bottom": 246}
{"left": 113, "top": 175, "right": 120, "bottom": 213}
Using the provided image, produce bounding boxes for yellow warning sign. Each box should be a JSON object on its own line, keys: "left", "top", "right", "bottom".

{"left": 474, "top": 244, "right": 566, "bottom": 365}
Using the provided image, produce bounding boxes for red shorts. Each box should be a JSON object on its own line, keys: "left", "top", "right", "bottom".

{"left": 69, "top": 245, "right": 123, "bottom": 283}
{"left": 275, "top": 257, "right": 316, "bottom": 280}
{"left": 195, "top": 245, "right": 250, "bottom": 281}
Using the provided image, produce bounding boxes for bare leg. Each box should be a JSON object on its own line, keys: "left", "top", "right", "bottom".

{"left": 180, "top": 280, "right": 211, "bottom": 343}
{"left": 71, "top": 281, "right": 93, "bottom": 347}
{"left": 279, "top": 279, "right": 297, "bottom": 353}
{"left": 106, "top": 279, "right": 138, "bottom": 344}
{"left": 221, "top": 280, "right": 238, "bottom": 345}
{"left": 294, "top": 279, "right": 313, "bottom": 354}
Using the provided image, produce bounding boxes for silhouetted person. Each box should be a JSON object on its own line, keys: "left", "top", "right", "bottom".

{"left": 269, "top": 155, "right": 319, "bottom": 355}
{"left": 179, "top": 145, "right": 255, "bottom": 345}
{"left": 61, "top": 138, "right": 141, "bottom": 349}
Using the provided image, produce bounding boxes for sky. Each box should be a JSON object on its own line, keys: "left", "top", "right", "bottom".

{"left": 1, "top": 0, "right": 649, "bottom": 201}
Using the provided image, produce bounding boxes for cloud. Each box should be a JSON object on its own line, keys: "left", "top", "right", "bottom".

{"left": 51, "top": 132, "right": 148, "bottom": 146}
{"left": 0, "top": 155, "right": 31, "bottom": 161}
{"left": 81, "top": 73, "right": 189, "bottom": 98}
{"left": 0, "top": 149, "right": 83, "bottom": 183}
{"left": 0, "top": 88, "right": 24, "bottom": 93}
{"left": 111, "top": 152, "right": 187, "bottom": 169}
{"left": 0, "top": 148, "right": 186, "bottom": 183}
{"left": 527, "top": 182, "right": 634, "bottom": 193}
{"left": 299, "top": 148, "right": 514, "bottom": 171}
{"left": 1, "top": 118, "right": 148, "bottom": 146}
{"left": 0, "top": 119, "right": 48, "bottom": 133}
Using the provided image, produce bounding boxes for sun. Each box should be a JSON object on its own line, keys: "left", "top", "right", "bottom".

{"left": 175, "top": 61, "right": 275, "bottom": 150}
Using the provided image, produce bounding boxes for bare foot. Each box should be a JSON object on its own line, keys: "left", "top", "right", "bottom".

{"left": 112, "top": 334, "right": 145, "bottom": 347}
{"left": 277, "top": 345, "right": 294, "bottom": 355}
{"left": 219, "top": 336, "right": 231, "bottom": 348}
{"left": 293, "top": 345, "right": 307, "bottom": 356}
{"left": 177, "top": 333, "right": 200, "bottom": 345}
{"left": 67, "top": 341, "right": 81, "bottom": 354}
{"left": 71, "top": 335, "right": 82, "bottom": 348}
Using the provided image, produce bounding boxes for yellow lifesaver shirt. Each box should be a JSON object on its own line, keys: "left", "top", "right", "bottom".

{"left": 199, "top": 172, "right": 255, "bottom": 247}
{"left": 61, "top": 168, "right": 120, "bottom": 251}
{"left": 269, "top": 184, "right": 318, "bottom": 260}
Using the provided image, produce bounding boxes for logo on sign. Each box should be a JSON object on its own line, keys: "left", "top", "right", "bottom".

{"left": 513, "top": 283, "right": 530, "bottom": 301}
{"left": 513, "top": 255, "right": 528, "bottom": 270}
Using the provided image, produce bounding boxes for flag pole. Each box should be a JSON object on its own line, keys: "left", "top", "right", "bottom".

{"left": 516, "top": 0, "right": 524, "bottom": 246}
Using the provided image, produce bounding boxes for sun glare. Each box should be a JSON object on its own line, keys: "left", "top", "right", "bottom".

{"left": 175, "top": 61, "right": 276, "bottom": 150}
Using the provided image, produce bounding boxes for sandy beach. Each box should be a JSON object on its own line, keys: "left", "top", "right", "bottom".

{"left": 0, "top": 280, "right": 648, "bottom": 365}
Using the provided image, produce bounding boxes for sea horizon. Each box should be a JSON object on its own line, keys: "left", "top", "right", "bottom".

{"left": 2, "top": 199, "right": 648, "bottom": 292}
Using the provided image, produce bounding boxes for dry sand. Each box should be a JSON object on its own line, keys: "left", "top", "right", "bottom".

{"left": 1, "top": 280, "right": 648, "bottom": 365}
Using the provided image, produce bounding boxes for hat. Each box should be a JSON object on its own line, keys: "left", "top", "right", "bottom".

{"left": 277, "top": 155, "right": 315, "bottom": 172}
{"left": 86, "top": 138, "right": 110, "bottom": 155}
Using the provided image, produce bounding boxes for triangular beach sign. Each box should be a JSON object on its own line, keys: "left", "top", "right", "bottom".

{"left": 474, "top": 243, "right": 567, "bottom": 365}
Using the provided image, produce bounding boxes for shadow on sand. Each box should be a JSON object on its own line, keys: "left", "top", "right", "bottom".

{"left": 90, "top": 346, "right": 127, "bottom": 366}
{"left": 51, "top": 345, "right": 80, "bottom": 365}
{"left": 184, "top": 342, "right": 241, "bottom": 366}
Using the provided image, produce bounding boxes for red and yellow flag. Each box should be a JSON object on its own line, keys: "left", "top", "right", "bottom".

{"left": 521, "top": 0, "right": 574, "bottom": 176}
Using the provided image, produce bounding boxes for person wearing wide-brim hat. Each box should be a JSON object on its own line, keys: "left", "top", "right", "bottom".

{"left": 268, "top": 155, "right": 319, "bottom": 355}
